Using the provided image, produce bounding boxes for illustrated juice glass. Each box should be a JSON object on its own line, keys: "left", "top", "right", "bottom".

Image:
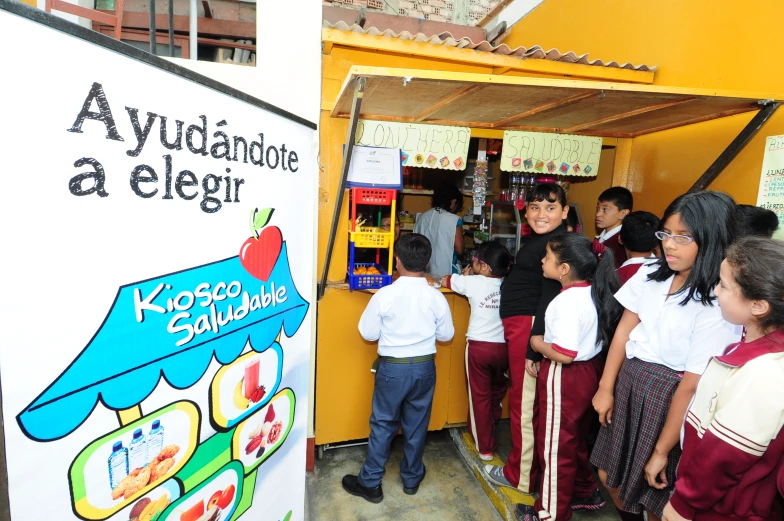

{"left": 243, "top": 357, "right": 260, "bottom": 399}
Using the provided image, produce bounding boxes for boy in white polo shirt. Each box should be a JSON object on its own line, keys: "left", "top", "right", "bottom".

{"left": 342, "top": 233, "right": 455, "bottom": 503}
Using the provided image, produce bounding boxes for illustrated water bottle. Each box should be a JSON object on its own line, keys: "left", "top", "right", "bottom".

{"left": 128, "top": 428, "right": 148, "bottom": 471}
{"left": 147, "top": 420, "right": 164, "bottom": 460}
{"left": 108, "top": 441, "right": 128, "bottom": 490}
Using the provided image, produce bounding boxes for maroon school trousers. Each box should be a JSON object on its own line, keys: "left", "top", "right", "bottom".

{"left": 536, "top": 356, "right": 603, "bottom": 521}
{"left": 466, "top": 340, "right": 510, "bottom": 454}
{"left": 501, "top": 315, "right": 540, "bottom": 493}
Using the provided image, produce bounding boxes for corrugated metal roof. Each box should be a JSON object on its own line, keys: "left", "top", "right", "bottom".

{"left": 324, "top": 21, "right": 657, "bottom": 72}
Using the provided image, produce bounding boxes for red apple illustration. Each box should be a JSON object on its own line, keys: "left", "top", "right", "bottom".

{"left": 240, "top": 208, "right": 282, "bottom": 281}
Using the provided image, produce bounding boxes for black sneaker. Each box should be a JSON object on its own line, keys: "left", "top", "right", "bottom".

{"left": 570, "top": 488, "right": 606, "bottom": 511}
{"left": 403, "top": 466, "right": 426, "bottom": 495}
{"left": 514, "top": 504, "right": 540, "bottom": 521}
{"left": 342, "top": 474, "right": 383, "bottom": 503}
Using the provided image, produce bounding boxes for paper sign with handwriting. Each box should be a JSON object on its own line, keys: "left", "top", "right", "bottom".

{"left": 755, "top": 135, "right": 784, "bottom": 240}
{"left": 354, "top": 119, "right": 469, "bottom": 170}
{"left": 502, "top": 130, "right": 602, "bottom": 176}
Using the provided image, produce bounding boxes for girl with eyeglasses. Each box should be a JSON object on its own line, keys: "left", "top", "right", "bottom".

{"left": 441, "top": 241, "right": 512, "bottom": 462}
{"left": 590, "top": 191, "right": 744, "bottom": 521}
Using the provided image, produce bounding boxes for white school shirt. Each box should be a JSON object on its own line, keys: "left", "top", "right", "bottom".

{"left": 619, "top": 256, "right": 655, "bottom": 269}
{"left": 543, "top": 283, "right": 602, "bottom": 362}
{"left": 445, "top": 274, "right": 504, "bottom": 343}
{"left": 614, "top": 262, "right": 743, "bottom": 374}
{"left": 596, "top": 225, "right": 622, "bottom": 242}
{"left": 358, "top": 276, "right": 455, "bottom": 357}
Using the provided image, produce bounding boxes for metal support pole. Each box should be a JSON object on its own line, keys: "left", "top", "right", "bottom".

{"left": 318, "top": 77, "right": 366, "bottom": 300}
{"left": 148, "top": 0, "right": 156, "bottom": 55}
{"left": 688, "top": 101, "right": 780, "bottom": 192}
{"left": 189, "top": 0, "right": 197, "bottom": 60}
{"left": 168, "top": 0, "right": 174, "bottom": 57}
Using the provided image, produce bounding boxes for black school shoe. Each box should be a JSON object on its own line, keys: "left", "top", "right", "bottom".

{"left": 514, "top": 504, "right": 540, "bottom": 521}
{"left": 570, "top": 488, "right": 607, "bottom": 511}
{"left": 342, "top": 475, "right": 383, "bottom": 503}
{"left": 403, "top": 466, "right": 427, "bottom": 495}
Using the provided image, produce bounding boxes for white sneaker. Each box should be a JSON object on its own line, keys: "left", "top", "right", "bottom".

{"left": 479, "top": 452, "right": 494, "bottom": 461}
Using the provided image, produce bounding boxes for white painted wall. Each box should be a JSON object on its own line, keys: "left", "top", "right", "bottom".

{"left": 484, "top": 0, "right": 544, "bottom": 35}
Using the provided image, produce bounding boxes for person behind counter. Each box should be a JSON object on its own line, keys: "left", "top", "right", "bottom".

{"left": 342, "top": 233, "right": 455, "bottom": 504}
{"left": 485, "top": 182, "right": 569, "bottom": 495}
{"left": 414, "top": 183, "right": 465, "bottom": 278}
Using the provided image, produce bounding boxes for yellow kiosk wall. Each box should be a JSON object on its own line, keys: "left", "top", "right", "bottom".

{"left": 504, "top": 0, "right": 784, "bottom": 213}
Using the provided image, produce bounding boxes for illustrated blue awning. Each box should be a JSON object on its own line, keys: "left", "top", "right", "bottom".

{"left": 17, "top": 243, "right": 309, "bottom": 441}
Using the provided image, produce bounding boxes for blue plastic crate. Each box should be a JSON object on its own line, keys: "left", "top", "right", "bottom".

{"left": 348, "top": 263, "right": 392, "bottom": 290}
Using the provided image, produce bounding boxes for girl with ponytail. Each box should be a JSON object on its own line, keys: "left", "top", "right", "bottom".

{"left": 515, "top": 233, "right": 623, "bottom": 521}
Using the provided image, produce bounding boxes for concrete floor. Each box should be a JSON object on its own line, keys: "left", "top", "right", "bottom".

{"left": 306, "top": 422, "right": 623, "bottom": 521}
{"left": 306, "top": 430, "right": 503, "bottom": 521}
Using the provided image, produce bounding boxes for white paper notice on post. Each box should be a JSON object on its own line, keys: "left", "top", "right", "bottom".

{"left": 756, "top": 135, "right": 784, "bottom": 240}
{"left": 347, "top": 146, "right": 403, "bottom": 188}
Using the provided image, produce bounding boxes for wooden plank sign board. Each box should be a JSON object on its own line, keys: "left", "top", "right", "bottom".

{"left": 756, "top": 135, "right": 784, "bottom": 240}
{"left": 354, "top": 119, "right": 470, "bottom": 170}
{"left": 502, "top": 130, "right": 602, "bottom": 176}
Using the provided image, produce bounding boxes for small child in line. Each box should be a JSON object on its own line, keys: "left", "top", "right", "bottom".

{"left": 343, "top": 233, "right": 455, "bottom": 504}
{"left": 735, "top": 204, "right": 779, "bottom": 238}
{"left": 442, "top": 241, "right": 513, "bottom": 461}
{"left": 663, "top": 236, "right": 784, "bottom": 521}
{"left": 595, "top": 187, "right": 633, "bottom": 269}
{"left": 617, "top": 211, "right": 661, "bottom": 285}
{"left": 515, "top": 233, "right": 623, "bottom": 521}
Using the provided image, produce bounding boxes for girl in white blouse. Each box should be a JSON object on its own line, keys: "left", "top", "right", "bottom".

{"left": 590, "top": 191, "right": 743, "bottom": 521}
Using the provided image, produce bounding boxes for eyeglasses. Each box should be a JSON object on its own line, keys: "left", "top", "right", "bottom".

{"left": 654, "top": 231, "right": 695, "bottom": 245}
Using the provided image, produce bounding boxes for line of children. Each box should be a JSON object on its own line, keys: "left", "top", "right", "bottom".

{"left": 617, "top": 211, "right": 661, "bottom": 285}
{"left": 442, "top": 241, "right": 513, "bottom": 460}
{"left": 662, "top": 236, "right": 784, "bottom": 521}
{"left": 492, "top": 183, "right": 569, "bottom": 493}
{"left": 591, "top": 191, "right": 743, "bottom": 521}
{"left": 595, "top": 187, "right": 633, "bottom": 269}
{"left": 343, "top": 233, "right": 455, "bottom": 503}
{"left": 515, "top": 233, "right": 623, "bottom": 521}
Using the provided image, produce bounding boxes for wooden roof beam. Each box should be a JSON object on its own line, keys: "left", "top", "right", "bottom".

{"left": 561, "top": 96, "right": 699, "bottom": 133}
{"left": 413, "top": 85, "right": 483, "bottom": 122}
{"left": 492, "top": 90, "right": 600, "bottom": 128}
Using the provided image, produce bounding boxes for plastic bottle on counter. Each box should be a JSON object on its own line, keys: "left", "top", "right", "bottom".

{"left": 128, "top": 428, "right": 147, "bottom": 470}
{"left": 108, "top": 441, "right": 128, "bottom": 490}
{"left": 147, "top": 420, "right": 164, "bottom": 460}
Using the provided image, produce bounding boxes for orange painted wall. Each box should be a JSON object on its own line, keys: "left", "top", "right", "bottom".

{"left": 505, "top": 0, "right": 784, "bottom": 213}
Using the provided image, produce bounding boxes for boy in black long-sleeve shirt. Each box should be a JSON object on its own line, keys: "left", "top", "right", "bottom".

{"left": 484, "top": 183, "right": 567, "bottom": 495}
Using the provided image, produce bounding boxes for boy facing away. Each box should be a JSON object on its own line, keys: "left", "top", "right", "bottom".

{"left": 343, "top": 233, "right": 455, "bottom": 503}
{"left": 595, "top": 187, "right": 633, "bottom": 269}
{"left": 616, "top": 211, "right": 661, "bottom": 285}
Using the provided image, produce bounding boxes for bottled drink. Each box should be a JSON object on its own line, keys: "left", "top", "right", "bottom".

{"left": 128, "top": 428, "right": 147, "bottom": 471}
{"left": 147, "top": 420, "right": 165, "bottom": 460}
{"left": 108, "top": 441, "right": 128, "bottom": 490}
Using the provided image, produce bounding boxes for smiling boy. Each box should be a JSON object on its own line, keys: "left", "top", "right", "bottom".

{"left": 595, "top": 187, "right": 633, "bottom": 269}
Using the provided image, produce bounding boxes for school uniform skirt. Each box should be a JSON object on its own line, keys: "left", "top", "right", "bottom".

{"left": 590, "top": 356, "right": 682, "bottom": 517}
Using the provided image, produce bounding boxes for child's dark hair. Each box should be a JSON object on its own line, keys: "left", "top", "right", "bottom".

{"left": 395, "top": 233, "right": 431, "bottom": 273}
{"left": 649, "top": 191, "right": 736, "bottom": 306}
{"left": 527, "top": 182, "right": 567, "bottom": 207}
{"left": 565, "top": 205, "right": 580, "bottom": 233}
{"left": 736, "top": 204, "right": 779, "bottom": 238}
{"left": 477, "top": 241, "right": 513, "bottom": 277}
{"left": 432, "top": 183, "right": 464, "bottom": 213}
{"left": 725, "top": 237, "right": 784, "bottom": 332}
{"left": 598, "top": 186, "right": 633, "bottom": 212}
{"left": 548, "top": 233, "right": 623, "bottom": 348}
{"left": 620, "top": 211, "right": 660, "bottom": 253}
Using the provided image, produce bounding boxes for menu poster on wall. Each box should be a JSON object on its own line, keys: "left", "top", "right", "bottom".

{"left": 756, "top": 135, "right": 784, "bottom": 240}
{"left": 354, "top": 119, "right": 470, "bottom": 170}
{"left": 0, "top": 8, "right": 314, "bottom": 521}
{"left": 501, "top": 130, "right": 602, "bottom": 176}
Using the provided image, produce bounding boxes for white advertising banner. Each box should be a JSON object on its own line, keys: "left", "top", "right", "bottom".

{"left": 0, "top": 4, "right": 315, "bottom": 521}
{"left": 756, "top": 135, "right": 784, "bottom": 240}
